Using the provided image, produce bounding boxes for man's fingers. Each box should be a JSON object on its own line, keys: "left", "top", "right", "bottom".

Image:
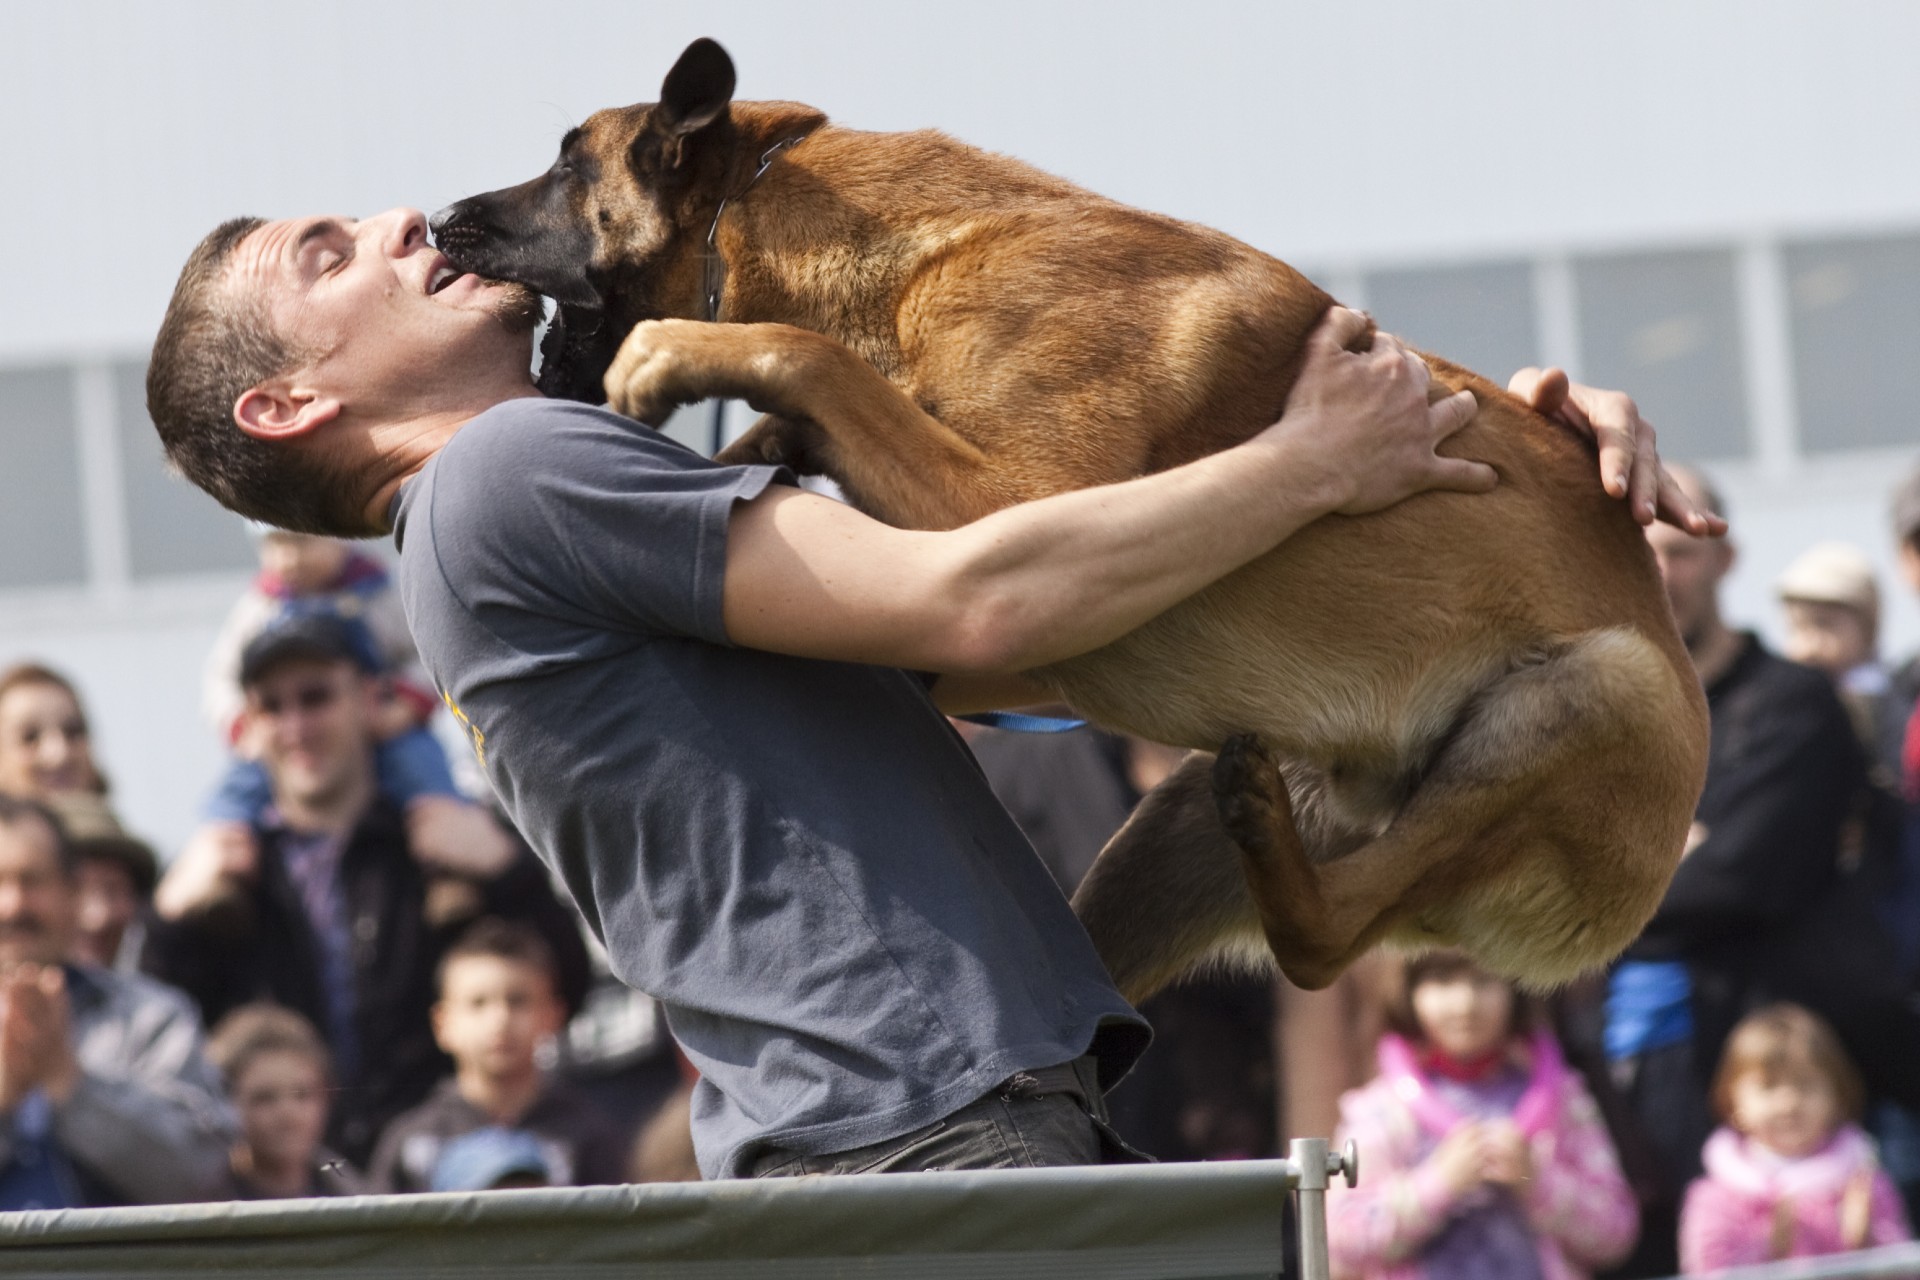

{"left": 1628, "top": 420, "right": 1662, "bottom": 523}
{"left": 1655, "top": 467, "right": 1730, "bottom": 536}
{"left": 1311, "top": 305, "right": 1371, "bottom": 354}
{"left": 1510, "top": 366, "right": 1570, "bottom": 419}
{"left": 1429, "top": 457, "right": 1500, "bottom": 495}
{"left": 1429, "top": 388, "right": 1478, "bottom": 442}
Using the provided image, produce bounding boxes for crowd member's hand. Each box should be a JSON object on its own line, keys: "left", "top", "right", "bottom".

{"left": 370, "top": 693, "right": 421, "bottom": 743}
{"left": 1508, "top": 367, "right": 1727, "bottom": 537}
{"left": 1264, "top": 307, "right": 1490, "bottom": 517}
{"left": 1840, "top": 1168, "right": 1875, "bottom": 1250}
{"left": 407, "top": 797, "right": 515, "bottom": 881}
{"left": 1478, "top": 1120, "right": 1533, "bottom": 1187}
{"left": 0, "top": 964, "right": 77, "bottom": 1112}
{"left": 1424, "top": 1122, "right": 1492, "bottom": 1195}
{"left": 154, "top": 821, "right": 258, "bottom": 921}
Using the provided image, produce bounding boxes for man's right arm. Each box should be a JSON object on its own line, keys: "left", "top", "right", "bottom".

{"left": 721, "top": 307, "right": 1489, "bottom": 675}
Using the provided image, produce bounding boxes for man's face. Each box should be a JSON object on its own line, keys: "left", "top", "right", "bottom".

{"left": 0, "top": 816, "right": 76, "bottom": 969}
{"left": 1647, "top": 519, "right": 1733, "bottom": 649}
{"left": 227, "top": 209, "right": 541, "bottom": 425}
{"left": 71, "top": 858, "right": 138, "bottom": 969}
{"left": 432, "top": 955, "right": 562, "bottom": 1083}
{"left": 241, "top": 658, "right": 377, "bottom": 812}
{"left": 1781, "top": 599, "right": 1875, "bottom": 679}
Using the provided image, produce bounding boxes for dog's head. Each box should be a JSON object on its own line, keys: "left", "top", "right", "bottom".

{"left": 431, "top": 38, "right": 821, "bottom": 401}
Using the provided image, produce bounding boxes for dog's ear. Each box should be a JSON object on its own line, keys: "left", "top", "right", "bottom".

{"left": 652, "top": 38, "right": 736, "bottom": 163}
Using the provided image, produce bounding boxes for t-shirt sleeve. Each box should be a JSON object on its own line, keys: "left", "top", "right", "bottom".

{"left": 425, "top": 402, "right": 788, "bottom": 645}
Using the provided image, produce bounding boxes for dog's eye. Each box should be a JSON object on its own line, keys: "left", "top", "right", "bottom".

{"left": 551, "top": 159, "right": 573, "bottom": 178}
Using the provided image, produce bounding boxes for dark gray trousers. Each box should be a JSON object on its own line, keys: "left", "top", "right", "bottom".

{"left": 745, "top": 1055, "right": 1149, "bottom": 1177}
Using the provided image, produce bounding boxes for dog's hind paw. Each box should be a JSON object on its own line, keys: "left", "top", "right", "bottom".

{"left": 1212, "top": 734, "right": 1281, "bottom": 834}
{"left": 718, "top": 414, "right": 827, "bottom": 474}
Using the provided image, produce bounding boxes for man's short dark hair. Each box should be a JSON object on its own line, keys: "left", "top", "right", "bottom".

{"left": 436, "top": 917, "right": 559, "bottom": 1000}
{"left": 146, "top": 217, "right": 379, "bottom": 538}
{"left": 0, "top": 793, "right": 77, "bottom": 878}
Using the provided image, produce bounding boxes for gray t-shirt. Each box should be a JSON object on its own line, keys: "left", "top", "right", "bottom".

{"left": 392, "top": 398, "right": 1147, "bottom": 1178}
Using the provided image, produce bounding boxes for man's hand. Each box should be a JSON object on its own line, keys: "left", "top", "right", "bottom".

{"left": 0, "top": 964, "right": 77, "bottom": 1112}
{"left": 1266, "top": 307, "right": 1490, "bottom": 516}
{"left": 154, "top": 822, "right": 258, "bottom": 921}
{"left": 406, "top": 797, "right": 516, "bottom": 882}
{"left": 1508, "top": 367, "right": 1728, "bottom": 537}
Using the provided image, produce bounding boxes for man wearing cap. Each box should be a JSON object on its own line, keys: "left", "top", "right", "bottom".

{"left": 1599, "top": 469, "right": 1889, "bottom": 1274}
{"left": 143, "top": 612, "right": 589, "bottom": 1164}
{"left": 1777, "top": 541, "right": 1901, "bottom": 765}
{"left": 0, "top": 793, "right": 232, "bottom": 1208}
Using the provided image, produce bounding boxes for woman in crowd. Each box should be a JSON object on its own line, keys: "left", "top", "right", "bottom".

{"left": 1680, "top": 1003, "right": 1910, "bottom": 1269}
{"left": 0, "top": 663, "right": 107, "bottom": 801}
{"left": 1330, "top": 949, "right": 1637, "bottom": 1280}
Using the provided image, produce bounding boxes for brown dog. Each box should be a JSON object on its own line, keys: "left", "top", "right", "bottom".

{"left": 431, "top": 38, "right": 1709, "bottom": 1000}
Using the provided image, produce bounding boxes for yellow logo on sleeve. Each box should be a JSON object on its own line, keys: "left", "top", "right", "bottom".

{"left": 441, "top": 690, "right": 487, "bottom": 768}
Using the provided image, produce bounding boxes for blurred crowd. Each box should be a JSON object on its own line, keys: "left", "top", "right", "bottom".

{"left": 2, "top": 455, "right": 1920, "bottom": 1275}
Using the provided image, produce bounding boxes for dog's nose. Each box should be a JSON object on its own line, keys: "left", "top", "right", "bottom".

{"left": 427, "top": 203, "right": 467, "bottom": 239}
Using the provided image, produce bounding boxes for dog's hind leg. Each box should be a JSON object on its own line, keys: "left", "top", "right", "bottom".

{"left": 1071, "top": 751, "right": 1267, "bottom": 1005}
{"left": 1212, "top": 629, "right": 1699, "bottom": 991}
{"left": 603, "top": 319, "right": 1033, "bottom": 529}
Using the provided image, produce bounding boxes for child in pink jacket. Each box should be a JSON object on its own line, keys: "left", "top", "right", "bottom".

{"left": 1680, "top": 1003, "right": 1910, "bottom": 1269}
{"left": 1330, "top": 950, "right": 1638, "bottom": 1280}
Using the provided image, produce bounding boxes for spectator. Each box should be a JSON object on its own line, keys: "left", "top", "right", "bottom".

{"left": 1591, "top": 466, "right": 1888, "bottom": 1276}
{"left": 0, "top": 794, "right": 232, "bottom": 1208}
{"left": 44, "top": 793, "right": 157, "bottom": 972}
{"left": 206, "top": 1003, "right": 364, "bottom": 1198}
{"left": 969, "top": 726, "right": 1276, "bottom": 1161}
{"left": 1680, "top": 1004, "right": 1911, "bottom": 1270}
{"left": 1328, "top": 950, "right": 1637, "bottom": 1280}
{"left": 370, "top": 918, "right": 623, "bottom": 1192}
{"left": 1776, "top": 541, "right": 1902, "bottom": 766}
{"left": 143, "top": 614, "right": 588, "bottom": 1164}
{"left": 196, "top": 529, "right": 478, "bottom": 871}
{"left": 0, "top": 663, "right": 108, "bottom": 801}
{"left": 429, "top": 1127, "right": 553, "bottom": 1192}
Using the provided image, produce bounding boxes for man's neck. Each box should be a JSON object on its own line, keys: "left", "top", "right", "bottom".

{"left": 1687, "top": 615, "right": 1745, "bottom": 688}
{"left": 360, "top": 388, "right": 543, "bottom": 532}
{"left": 457, "top": 1062, "right": 544, "bottom": 1125}
{"left": 275, "top": 762, "right": 376, "bottom": 839}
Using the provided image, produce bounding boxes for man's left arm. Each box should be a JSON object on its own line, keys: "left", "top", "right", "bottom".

{"left": 50, "top": 975, "right": 236, "bottom": 1204}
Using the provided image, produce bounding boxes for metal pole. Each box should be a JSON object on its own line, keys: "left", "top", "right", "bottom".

{"left": 1290, "top": 1137, "right": 1358, "bottom": 1280}
{"left": 708, "top": 399, "right": 728, "bottom": 456}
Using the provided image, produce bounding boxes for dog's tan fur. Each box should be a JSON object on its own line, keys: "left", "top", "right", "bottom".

{"left": 440, "top": 42, "right": 1709, "bottom": 1000}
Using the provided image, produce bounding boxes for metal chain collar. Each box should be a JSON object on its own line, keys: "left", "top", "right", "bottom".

{"left": 703, "top": 130, "right": 816, "bottom": 322}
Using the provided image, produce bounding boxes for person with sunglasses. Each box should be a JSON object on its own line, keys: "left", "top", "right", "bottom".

{"left": 143, "top": 612, "right": 590, "bottom": 1168}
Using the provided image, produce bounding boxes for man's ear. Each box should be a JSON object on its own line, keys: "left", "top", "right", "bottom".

{"left": 646, "top": 38, "right": 736, "bottom": 169}
{"left": 233, "top": 380, "right": 341, "bottom": 442}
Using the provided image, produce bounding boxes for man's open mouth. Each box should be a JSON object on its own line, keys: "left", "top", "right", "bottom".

{"left": 428, "top": 262, "right": 467, "bottom": 295}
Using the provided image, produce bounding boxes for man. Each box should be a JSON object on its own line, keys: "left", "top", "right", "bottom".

{"left": 0, "top": 794, "right": 232, "bottom": 1208}
{"left": 143, "top": 612, "right": 588, "bottom": 1164}
{"left": 144, "top": 208, "right": 1717, "bottom": 1179}
{"left": 1599, "top": 467, "right": 1894, "bottom": 1275}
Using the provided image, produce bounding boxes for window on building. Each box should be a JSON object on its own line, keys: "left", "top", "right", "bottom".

{"left": 116, "top": 360, "right": 255, "bottom": 579}
{"left": 1574, "top": 249, "right": 1750, "bottom": 461}
{"left": 1785, "top": 234, "right": 1920, "bottom": 454}
{"left": 1363, "top": 262, "right": 1539, "bottom": 384}
{"left": 0, "top": 365, "right": 88, "bottom": 589}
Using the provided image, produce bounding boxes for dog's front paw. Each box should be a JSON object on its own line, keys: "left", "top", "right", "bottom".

{"left": 603, "top": 319, "right": 711, "bottom": 426}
